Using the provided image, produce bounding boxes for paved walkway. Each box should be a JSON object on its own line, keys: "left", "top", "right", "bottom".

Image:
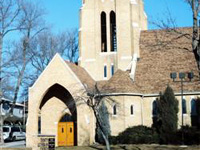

{"left": 0, "top": 140, "right": 26, "bottom": 148}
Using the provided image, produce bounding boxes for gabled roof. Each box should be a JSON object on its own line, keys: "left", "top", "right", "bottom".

{"left": 100, "top": 27, "right": 200, "bottom": 94}
{"left": 65, "top": 28, "right": 200, "bottom": 95}
{"left": 100, "top": 70, "right": 140, "bottom": 93}
{"left": 137, "top": 27, "right": 200, "bottom": 93}
{"left": 65, "top": 61, "right": 95, "bottom": 92}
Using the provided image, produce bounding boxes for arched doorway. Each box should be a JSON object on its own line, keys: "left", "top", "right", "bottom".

{"left": 39, "top": 83, "right": 77, "bottom": 146}
{"left": 58, "top": 113, "right": 76, "bottom": 146}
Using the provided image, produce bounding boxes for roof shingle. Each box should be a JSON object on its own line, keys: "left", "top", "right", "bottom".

{"left": 101, "top": 28, "right": 200, "bottom": 94}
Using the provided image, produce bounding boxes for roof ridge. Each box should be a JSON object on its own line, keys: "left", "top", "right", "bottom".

{"left": 141, "top": 26, "right": 193, "bottom": 33}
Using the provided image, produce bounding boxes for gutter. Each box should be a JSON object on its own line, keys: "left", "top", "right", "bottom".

{"left": 95, "top": 91, "right": 200, "bottom": 98}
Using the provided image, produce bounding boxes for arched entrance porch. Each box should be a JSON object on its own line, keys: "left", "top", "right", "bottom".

{"left": 39, "top": 83, "right": 77, "bottom": 146}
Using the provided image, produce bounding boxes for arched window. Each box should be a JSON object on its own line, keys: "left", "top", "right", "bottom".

{"left": 38, "top": 116, "right": 41, "bottom": 134}
{"left": 191, "top": 99, "right": 197, "bottom": 116}
{"left": 101, "top": 12, "right": 107, "bottom": 52}
{"left": 113, "top": 104, "right": 117, "bottom": 115}
{"left": 182, "top": 99, "right": 187, "bottom": 114}
{"left": 152, "top": 100, "right": 157, "bottom": 117}
{"left": 111, "top": 64, "right": 114, "bottom": 76}
{"left": 104, "top": 65, "right": 107, "bottom": 78}
{"left": 110, "top": 11, "right": 117, "bottom": 52}
{"left": 130, "top": 105, "right": 134, "bottom": 115}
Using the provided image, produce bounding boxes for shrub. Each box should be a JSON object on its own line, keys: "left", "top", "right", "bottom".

{"left": 109, "top": 136, "right": 119, "bottom": 145}
{"left": 110, "top": 125, "right": 159, "bottom": 144}
{"left": 178, "top": 126, "right": 200, "bottom": 145}
{"left": 164, "top": 126, "right": 200, "bottom": 145}
{"left": 156, "top": 86, "right": 179, "bottom": 144}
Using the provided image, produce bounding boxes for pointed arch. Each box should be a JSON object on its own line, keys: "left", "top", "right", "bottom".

{"left": 59, "top": 113, "right": 74, "bottom": 122}
{"left": 191, "top": 99, "right": 197, "bottom": 127}
{"left": 110, "top": 11, "right": 117, "bottom": 52}
{"left": 191, "top": 99, "right": 197, "bottom": 116}
{"left": 113, "top": 104, "right": 117, "bottom": 115}
{"left": 39, "top": 83, "right": 76, "bottom": 116}
{"left": 182, "top": 99, "right": 187, "bottom": 114}
{"left": 101, "top": 11, "right": 107, "bottom": 52}
{"left": 39, "top": 83, "right": 78, "bottom": 145}
{"left": 152, "top": 100, "right": 158, "bottom": 117}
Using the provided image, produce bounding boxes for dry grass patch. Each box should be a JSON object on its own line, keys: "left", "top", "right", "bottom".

{"left": 56, "top": 145, "right": 200, "bottom": 150}
{"left": 0, "top": 147, "right": 32, "bottom": 150}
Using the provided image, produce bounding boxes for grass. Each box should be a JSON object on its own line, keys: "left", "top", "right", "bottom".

{"left": 0, "top": 145, "right": 199, "bottom": 150}
{"left": 0, "top": 147, "right": 32, "bottom": 150}
{"left": 56, "top": 144, "right": 200, "bottom": 150}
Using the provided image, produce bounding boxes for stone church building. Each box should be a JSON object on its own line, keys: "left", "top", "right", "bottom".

{"left": 26, "top": 0, "right": 200, "bottom": 148}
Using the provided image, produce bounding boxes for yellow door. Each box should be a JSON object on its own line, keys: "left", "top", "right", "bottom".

{"left": 66, "top": 122, "right": 74, "bottom": 146}
{"left": 58, "top": 123, "right": 67, "bottom": 146}
{"left": 58, "top": 122, "right": 74, "bottom": 147}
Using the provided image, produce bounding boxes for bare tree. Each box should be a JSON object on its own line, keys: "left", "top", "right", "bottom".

{"left": 0, "top": 0, "right": 46, "bottom": 112}
{"left": 0, "top": 0, "right": 23, "bottom": 88}
{"left": 0, "top": 0, "right": 24, "bottom": 143}
{"left": 10, "top": 0, "right": 46, "bottom": 110}
{"left": 0, "top": 0, "right": 46, "bottom": 143}
{"left": 29, "top": 28, "right": 78, "bottom": 78}
{"left": 65, "top": 29, "right": 79, "bottom": 62}
{"left": 75, "top": 84, "right": 113, "bottom": 150}
{"left": 186, "top": 0, "right": 200, "bottom": 72}
{"left": 149, "top": 0, "right": 200, "bottom": 75}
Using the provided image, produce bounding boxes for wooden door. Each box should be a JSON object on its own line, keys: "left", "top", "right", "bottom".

{"left": 58, "top": 122, "right": 74, "bottom": 146}
{"left": 66, "top": 122, "right": 74, "bottom": 146}
{"left": 58, "top": 122, "right": 67, "bottom": 146}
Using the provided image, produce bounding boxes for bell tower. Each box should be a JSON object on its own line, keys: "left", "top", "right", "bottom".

{"left": 79, "top": 0, "right": 147, "bottom": 81}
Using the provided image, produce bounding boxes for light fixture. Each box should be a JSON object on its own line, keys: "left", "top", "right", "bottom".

{"left": 170, "top": 72, "right": 177, "bottom": 81}
{"left": 179, "top": 72, "right": 185, "bottom": 79}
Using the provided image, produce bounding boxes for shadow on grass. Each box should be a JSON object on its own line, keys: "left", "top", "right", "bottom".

{"left": 56, "top": 145, "right": 200, "bottom": 150}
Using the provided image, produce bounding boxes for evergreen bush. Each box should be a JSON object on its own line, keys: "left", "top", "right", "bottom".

{"left": 178, "top": 126, "right": 200, "bottom": 145}
{"left": 155, "top": 86, "right": 179, "bottom": 144}
{"left": 110, "top": 125, "right": 159, "bottom": 144}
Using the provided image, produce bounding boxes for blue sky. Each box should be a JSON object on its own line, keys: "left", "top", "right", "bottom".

{"left": 35, "top": 0, "right": 81, "bottom": 32}
{"left": 36, "top": 0, "right": 193, "bottom": 32}
{"left": 145, "top": 0, "right": 193, "bottom": 29}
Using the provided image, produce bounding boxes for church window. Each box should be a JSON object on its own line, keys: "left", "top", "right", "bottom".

{"left": 191, "top": 99, "right": 197, "bottom": 116}
{"left": 104, "top": 65, "right": 107, "bottom": 78}
{"left": 182, "top": 99, "right": 187, "bottom": 114}
{"left": 38, "top": 116, "right": 41, "bottom": 134}
{"left": 111, "top": 64, "right": 114, "bottom": 76}
{"left": 101, "top": 12, "right": 107, "bottom": 52}
{"left": 152, "top": 100, "right": 157, "bottom": 117}
{"left": 110, "top": 11, "right": 117, "bottom": 52}
{"left": 130, "top": 105, "right": 134, "bottom": 115}
{"left": 113, "top": 104, "right": 117, "bottom": 115}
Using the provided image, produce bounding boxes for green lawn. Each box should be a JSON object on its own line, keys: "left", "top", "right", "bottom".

{"left": 56, "top": 144, "right": 200, "bottom": 150}
{"left": 0, "top": 145, "right": 199, "bottom": 150}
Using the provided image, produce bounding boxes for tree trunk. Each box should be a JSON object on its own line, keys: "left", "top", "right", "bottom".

{"left": 0, "top": 35, "right": 2, "bottom": 84}
{"left": 0, "top": 34, "right": 3, "bottom": 145}
{"left": 92, "top": 107, "right": 110, "bottom": 150}
{"left": 192, "top": 0, "right": 200, "bottom": 73}
{"left": 0, "top": 115, "right": 4, "bottom": 144}
{"left": 11, "top": 36, "right": 29, "bottom": 114}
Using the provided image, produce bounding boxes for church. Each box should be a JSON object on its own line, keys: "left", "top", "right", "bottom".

{"left": 26, "top": 0, "right": 200, "bottom": 148}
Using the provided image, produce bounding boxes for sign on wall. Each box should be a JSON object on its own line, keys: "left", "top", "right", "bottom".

{"left": 38, "top": 135, "right": 55, "bottom": 150}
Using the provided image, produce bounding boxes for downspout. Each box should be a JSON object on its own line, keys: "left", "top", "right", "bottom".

{"left": 123, "top": 96, "right": 126, "bottom": 130}
{"left": 141, "top": 95, "right": 144, "bottom": 125}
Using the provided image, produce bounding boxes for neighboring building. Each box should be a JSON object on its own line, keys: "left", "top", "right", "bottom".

{"left": 0, "top": 98, "right": 26, "bottom": 125}
{"left": 26, "top": 0, "right": 200, "bottom": 149}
